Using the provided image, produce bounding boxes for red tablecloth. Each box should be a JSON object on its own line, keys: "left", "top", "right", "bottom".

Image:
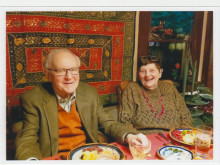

{"left": 111, "top": 132, "right": 213, "bottom": 160}
{"left": 43, "top": 131, "right": 213, "bottom": 160}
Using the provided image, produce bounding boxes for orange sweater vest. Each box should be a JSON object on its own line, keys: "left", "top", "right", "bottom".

{"left": 58, "top": 101, "right": 86, "bottom": 154}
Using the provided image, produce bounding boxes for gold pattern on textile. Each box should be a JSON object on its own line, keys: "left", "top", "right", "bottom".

{"left": 39, "top": 21, "right": 47, "bottom": 27}
{"left": 116, "top": 38, "right": 120, "bottom": 45}
{"left": 95, "top": 38, "right": 106, "bottom": 45}
{"left": 42, "top": 55, "right": 46, "bottom": 63}
{"left": 67, "top": 38, "right": 75, "bottom": 44}
{"left": 105, "top": 97, "right": 111, "bottom": 102}
{"left": 42, "top": 76, "right": 48, "bottom": 82}
{"left": 88, "top": 39, "right": 95, "bottom": 45}
{"left": 121, "top": 27, "right": 125, "bottom": 32}
{"left": 99, "top": 86, "right": 104, "bottom": 90}
{"left": 123, "top": 23, "right": 134, "bottom": 57}
{"left": 42, "top": 37, "right": 51, "bottom": 44}
{"left": 63, "top": 23, "right": 70, "bottom": 29}
{"left": 114, "top": 58, "right": 119, "bottom": 65}
{"left": 84, "top": 24, "right": 91, "bottom": 30}
{"left": 103, "top": 71, "right": 108, "bottom": 77}
{"left": 13, "top": 20, "right": 22, "bottom": 27}
{"left": 86, "top": 73, "right": 94, "bottom": 79}
{"left": 105, "top": 50, "right": 110, "bottom": 57}
{"left": 104, "top": 12, "right": 117, "bottom": 18}
{"left": 51, "top": 36, "right": 66, "bottom": 44}
{"left": 14, "top": 47, "right": 25, "bottom": 61}
{"left": 106, "top": 24, "right": 124, "bottom": 33}
{"left": 25, "top": 17, "right": 41, "bottom": 27}
{"left": 16, "top": 63, "right": 23, "bottom": 71}
{"left": 18, "top": 77, "right": 26, "bottom": 84}
{"left": 93, "top": 62, "right": 98, "bottom": 69}
{"left": 104, "top": 26, "right": 109, "bottom": 31}
{"left": 92, "top": 23, "right": 105, "bottom": 32}
{"left": 14, "top": 38, "right": 25, "bottom": 46}
{"left": 25, "top": 36, "right": 41, "bottom": 45}
{"left": 89, "top": 12, "right": 97, "bottom": 17}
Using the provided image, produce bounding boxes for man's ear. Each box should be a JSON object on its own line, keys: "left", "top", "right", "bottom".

{"left": 44, "top": 67, "right": 51, "bottom": 82}
{"left": 43, "top": 67, "right": 48, "bottom": 76}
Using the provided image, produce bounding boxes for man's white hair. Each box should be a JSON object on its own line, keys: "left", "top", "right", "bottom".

{"left": 44, "top": 48, "right": 81, "bottom": 68}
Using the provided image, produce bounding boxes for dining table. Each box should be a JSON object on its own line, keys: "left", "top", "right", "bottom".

{"left": 43, "top": 131, "right": 213, "bottom": 160}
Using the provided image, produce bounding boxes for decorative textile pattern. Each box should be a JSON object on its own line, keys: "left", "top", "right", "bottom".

{"left": 6, "top": 11, "right": 136, "bottom": 106}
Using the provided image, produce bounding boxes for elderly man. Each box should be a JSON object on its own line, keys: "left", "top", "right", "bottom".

{"left": 15, "top": 48, "right": 149, "bottom": 160}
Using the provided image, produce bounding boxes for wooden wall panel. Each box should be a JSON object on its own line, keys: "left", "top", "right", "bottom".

{"left": 137, "top": 11, "right": 151, "bottom": 60}
{"left": 202, "top": 11, "right": 213, "bottom": 88}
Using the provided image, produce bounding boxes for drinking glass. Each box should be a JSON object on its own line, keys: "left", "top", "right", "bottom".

{"left": 194, "top": 125, "right": 213, "bottom": 159}
{"left": 129, "top": 141, "right": 151, "bottom": 160}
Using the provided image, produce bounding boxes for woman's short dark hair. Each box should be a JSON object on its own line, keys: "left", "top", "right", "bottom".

{"left": 138, "top": 56, "right": 162, "bottom": 71}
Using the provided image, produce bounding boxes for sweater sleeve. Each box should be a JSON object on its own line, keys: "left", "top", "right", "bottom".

{"left": 118, "top": 83, "right": 139, "bottom": 133}
{"left": 174, "top": 87, "right": 193, "bottom": 128}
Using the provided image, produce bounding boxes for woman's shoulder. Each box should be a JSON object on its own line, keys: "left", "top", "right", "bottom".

{"left": 159, "top": 80, "right": 177, "bottom": 93}
{"left": 127, "top": 81, "right": 141, "bottom": 89}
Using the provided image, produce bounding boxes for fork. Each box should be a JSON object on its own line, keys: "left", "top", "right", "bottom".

{"left": 158, "top": 133, "right": 175, "bottom": 145}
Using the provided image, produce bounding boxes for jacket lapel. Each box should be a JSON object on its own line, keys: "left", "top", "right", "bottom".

{"left": 76, "top": 83, "right": 97, "bottom": 142}
{"left": 42, "top": 84, "right": 59, "bottom": 156}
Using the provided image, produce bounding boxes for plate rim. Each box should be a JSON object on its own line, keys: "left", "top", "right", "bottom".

{"left": 169, "top": 128, "right": 195, "bottom": 146}
{"left": 157, "top": 145, "right": 194, "bottom": 160}
{"left": 67, "top": 143, "right": 125, "bottom": 160}
{"left": 169, "top": 128, "right": 213, "bottom": 147}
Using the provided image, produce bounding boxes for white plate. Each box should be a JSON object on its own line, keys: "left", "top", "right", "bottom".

{"left": 157, "top": 146, "right": 194, "bottom": 160}
{"left": 67, "top": 143, "right": 125, "bottom": 160}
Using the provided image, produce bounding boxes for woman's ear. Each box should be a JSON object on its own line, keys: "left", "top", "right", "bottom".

{"left": 159, "top": 69, "right": 163, "bottom": 78}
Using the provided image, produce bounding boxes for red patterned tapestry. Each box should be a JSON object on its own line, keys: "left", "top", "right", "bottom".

{"left": 6, "top": 11, "right": 136, "bottom": 106}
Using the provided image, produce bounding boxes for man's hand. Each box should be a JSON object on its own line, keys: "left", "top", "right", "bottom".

{"left": 125, "top": 133, "right": 150, "bottom": 147}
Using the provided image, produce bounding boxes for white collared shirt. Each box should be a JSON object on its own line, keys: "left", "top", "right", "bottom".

{"left": 56, "top": 93, "right": 76, "bottom": 113}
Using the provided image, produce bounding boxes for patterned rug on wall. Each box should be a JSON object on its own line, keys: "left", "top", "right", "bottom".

{"left": 6, "top": 11, "right": 136, "bottom": 106}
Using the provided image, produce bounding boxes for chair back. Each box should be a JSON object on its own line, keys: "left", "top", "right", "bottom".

{"left": 117, "top": 80, "right": 131, "bottom": 104}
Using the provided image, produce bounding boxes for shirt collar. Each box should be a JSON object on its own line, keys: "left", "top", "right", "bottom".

{"left": 56, "top": 92, "right": 76, "bottom": 103}
{"left": 55, "top": 92, "right": 76, "bottom": 113}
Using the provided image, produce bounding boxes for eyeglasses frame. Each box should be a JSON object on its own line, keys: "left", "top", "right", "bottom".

{"left": 47, "top": 67, "right": 80, "bottom": 76}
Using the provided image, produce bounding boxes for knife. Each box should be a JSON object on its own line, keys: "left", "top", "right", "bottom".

{"left": 158, "top": 133, "right": 175, "bottom": 145}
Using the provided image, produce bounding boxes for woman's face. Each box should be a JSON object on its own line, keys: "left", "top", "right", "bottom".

{"left": 138, "top": 63, "right": 163, "bottom": 90}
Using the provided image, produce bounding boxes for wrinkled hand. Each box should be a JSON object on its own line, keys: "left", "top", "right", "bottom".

{"left": 125, "top": 133, "right": 150, "bottom": 147}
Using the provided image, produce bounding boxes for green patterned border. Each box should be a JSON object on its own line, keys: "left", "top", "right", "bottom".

{"left": 7, "top": 11, "right": 136, "bottom": 22}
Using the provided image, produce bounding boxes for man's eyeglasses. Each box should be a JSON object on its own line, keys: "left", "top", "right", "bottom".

{"left": 47, "top": 67, "right": 79, "bottom": 76}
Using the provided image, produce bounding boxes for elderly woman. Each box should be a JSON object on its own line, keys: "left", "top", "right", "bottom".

{"left": 119, "top": 56, "right": 193, "bottom": 135}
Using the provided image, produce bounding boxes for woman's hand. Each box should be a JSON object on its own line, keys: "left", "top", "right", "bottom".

{"left": 125, "top": 133, "right": 150, "bottom": 147}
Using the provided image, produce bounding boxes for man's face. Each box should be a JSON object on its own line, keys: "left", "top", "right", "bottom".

{"left": 46, "top": 51, "right": 80, "bottom": 99}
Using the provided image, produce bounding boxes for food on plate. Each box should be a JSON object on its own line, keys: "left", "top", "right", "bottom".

{"left": 157, "top": 146, "right": 194, "bottom": 160}
{"left": 81, "top": 151, "right": 98, "bottom": 160}
{"left": 80, "top": 145, "right": 120, "bottom": 160}
{"left": 161, "top": 147, "right": 193, "bottom": 160}
{"left": 182, "top": 134, "right": 195, "bottom": 144}
{"left": 172, "top": 129, "right": 195, "bottom": 145}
